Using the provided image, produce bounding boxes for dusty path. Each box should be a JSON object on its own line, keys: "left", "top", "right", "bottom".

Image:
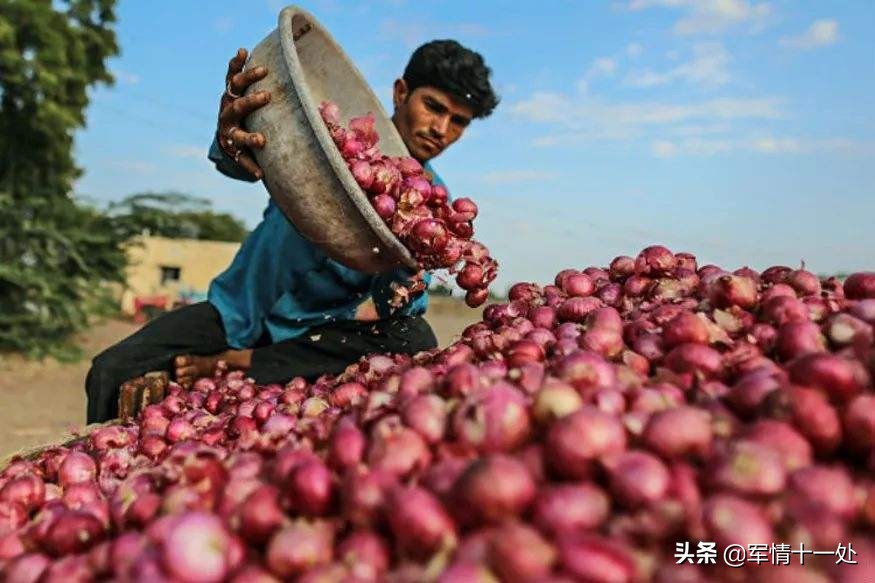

{"left": 0, "top": 297, "right": 481, "bottom": 458}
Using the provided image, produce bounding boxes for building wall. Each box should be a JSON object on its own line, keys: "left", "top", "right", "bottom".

{"left": 121, "top": 236, "right": 241, "bottom": 315}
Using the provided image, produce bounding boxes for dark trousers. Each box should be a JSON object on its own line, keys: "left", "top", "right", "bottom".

{"left": 85, "top": 302, "right": 438, "bottom": 423}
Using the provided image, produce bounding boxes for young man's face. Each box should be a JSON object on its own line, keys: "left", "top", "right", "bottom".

{"left": 391, "top": 79, "right": 474, "bottom": 163}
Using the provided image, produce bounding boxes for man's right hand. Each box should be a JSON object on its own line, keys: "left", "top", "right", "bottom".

{"left": 218, "top": 48, "right": 272, "bottom": 180}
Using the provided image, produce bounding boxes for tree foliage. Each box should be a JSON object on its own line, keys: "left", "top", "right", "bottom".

{"left": 0, "top": 0, "right": 125, "bottom": 358}
{"left": 109, "top": 191, "right": 249, "bottom": 243}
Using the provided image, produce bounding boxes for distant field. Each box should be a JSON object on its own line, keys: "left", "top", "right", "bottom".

{"left": 0, "top": 297, "right": 482, "bottom": 458}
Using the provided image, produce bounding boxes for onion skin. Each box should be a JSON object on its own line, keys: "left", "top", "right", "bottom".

{"left": 452, "top": 455, "right": 536, "bottom": 526}
{"left": 546, "top": 407, "right": 627, "bottom": 479}
{"left": 266, "top": 520, "right": 334, "bottom": 578}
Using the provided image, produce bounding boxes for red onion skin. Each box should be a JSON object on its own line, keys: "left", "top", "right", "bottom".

{"left": 709, "top": 440, "right": 787, "bottom": 496}
{"left": 761, "top": 295, "right": 809, "bottom": 326}
{"left": 533, "top": 483, "right": 611, "bottom": 535}
{"left": 266, "top": 520, "right": 334, "bottom": 578}
{"left": 0, "top": 473, "right": 45, "bottom": 513}
{"left": 635, "top": 246, "right": 677, "bottom": 277}
{"left": 844, "top": 394, "right": 875, "bottom": 454}
{"left": 402, "top": 394, "right": 447, "bottom": 444}
{"left": 788, "top": 465, "right": 857, "bottom": 519}
{"left": 367, "top": 423, "right": 431, "bottom": 478}
{"left": 662, "top": 312, "right": 710, "bottom": 348}
{"left": 558, "top": 534, "right": 637, "bottom": 583}
{"left": 664, "top": 343, "right": 723, "bottom": 379}
{"left": 452, "top": 455, "right": 535, "bottom": 526}
{"left": 844, "top": 272, "right": 875, "bottom": 299}
{"left": 553, "top": 351, "right": 618, "bottom": 395}
{"left": 764, "top": 386, "right": 843, "bottom": 455}
{"left": 775, "top": 321, "right": 826, "bottom": 361}
{"left": 609, "top": 256, "right": 635, "bottom": 280}
{"left": 557, "top": 296, "right": 603, "bottom": 323}
{"left": 58, "top": 452, "right": 97, "bottom": 488}
{"left": 487, "top": 521, "right": 557, "bottom": 582}
{"left": 327, "top": 416, "right": 365, "bottom": 470}
{"left": 388, "top": 486, "right": 456, "bottom": 558}
{"left": 673, "top": 252, "right": 698, "bottom": 272}
{"left": 563, "top": 273, "right": 595, "bottom": 297}
{"left": 42, "top": 510, "right": 105, "bottom": 557}
{"left": 533, "top": 382, "right": 584, "bottom": 424}
{"left": 789, "top": 353, "right": 865, "bottom": 403}
{"left": 452, "top": 383, "right": 531, "bottom": 454}
{"left": 436, "top": 561, "right": 499, "bottom": 583}
{"left": 604, "top": 450, "right": 670, "bottom": 508}
{"left": 623, "top": 275, "right": 653, "bottom": 298}
{"left": 337, "top": 530, "right": 390, "bottom": 580}
{"left": 703, "top": 494, "right": 774, "bottom": 549}
{"left": 742, "top": 419, "right": 813, "bottom": 472}
{"left": 546, "top": 407, "right": 627, "bottom": 479}
{"left": 239, "top": 485, "right": 283, "bottom": 544}
{"left": 4, "top": 553, "right": 52, "bottom": 583}
{"left": 642, "top": 406, "right": 713, "bottom": 459}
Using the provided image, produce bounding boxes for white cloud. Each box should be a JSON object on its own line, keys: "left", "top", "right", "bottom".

{"left": 589, "top": 57, "right": 617, "bottom": 77}
{"left": 648, "top": 135, "right": 869, "bottom": 157}
{"left": 479, "top": 169, "right": 558, "bottom": 186}
{"left": 513, "top": 91, "right": 785, "bottom": 149}
{"left": 625, "top": 43, "right": 731, "bottom": 88}
{"left": 626, "top": 42, "right": 644, "bottom": 58}
{"left": 780, "top": 19, "right": 840, "bottom": 50}
{"left": 626, "top": 0, "right": 772, "bottom": 35}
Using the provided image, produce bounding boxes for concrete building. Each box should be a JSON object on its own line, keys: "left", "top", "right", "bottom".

{"left": 120, "top": 236, "right": 240, "bottom": 316}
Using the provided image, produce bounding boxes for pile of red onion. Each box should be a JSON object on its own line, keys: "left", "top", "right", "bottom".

{"left": 1, "top": 246, "right": 874, "bottom": 582}
{"left": 319, "top": 101, "right": 497, "bottom": 308}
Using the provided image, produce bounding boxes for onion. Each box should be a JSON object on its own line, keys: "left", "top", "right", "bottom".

{"left": 843, "top": 394, "right": 875, "bottom": 454}
{"left": 43, "top": 510, "right": 105, "bottom": 556}
{"left": 664, "top": 343, "right": 723, "bottom": 379}
{"left": 388, "top": 486, "right": 456, "bottom": 557}
{"left": 266, "top": 519, "right": 334, "bottom": 578}
{"left": 452, "top": 455, "right": 535, "bottom": 526}
{"left": 709, "top": 440, "right": 786, "bottom": 496}
{"left": 775, "top": 321, "right": 827, "bottom": 361}
{"left": 336, "top": 531, "right": 390, "bottom": 580}
{"left": 58, "top": 453, "right": 96, "bottom": 488}
{"left": 452, "top": 383, "right": 531, "bottom": 453}
{"left": 532, "top": 381, "right": 583, "bottom": 424}
{"left": 708, "top": 275, "right": 758, "bottom": 309}
{"left": 558, "top": 534, "right": 636, "bottom": 582}
{"left": 557, "top": 297, "right": 602, "bottom": 323}
{"left": 788, "top": 353, "right": 865, "bottom": 402}
{"left": 662, "top": 312, "right": 709, "bottom": 347}
{"left": 327, "top": 416, "right": 365, "bottom": 470}
{"left": 635, "top": 246, "right": 676, "bottom": 276}
{"left": 604, "top": 450, "right": 670, "bottom": 507}
{"left": 788, "top": 465, "right": 857, "bottom": 519}
{"left": 239, "top": 485, "right": 283, "bottom": 544}
{"left": 402, "top": 394, "right": 447, "bottom": 443}
{"left": 487, "top": 521, "right": 556, "bottom": 582}
{"left": 546, "top": 407, "right": 627, "bottom": 479}
{"left": 553, "top": 351, "right": 617, "bottom": 394}
{"left": 642, "top": 406, "right": 713, "bottom": 459}
{"left": 533, "top": 482, "right": 611, "bottom": 535}
{"left": 703, "top": 494, "right": 773, "bottom": 548}
{"left": 844, "top": 272, "right": 875, "bottom": 299}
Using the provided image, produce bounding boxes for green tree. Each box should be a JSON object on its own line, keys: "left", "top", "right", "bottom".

{"left": 109, "top": 191, "right": 249, "bottom": 243}
{"left": 0, "top": 0, "right": 126, "bottom": 358}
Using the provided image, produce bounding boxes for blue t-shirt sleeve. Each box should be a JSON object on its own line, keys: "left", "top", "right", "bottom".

{"left": 208, "top": 135, "right": 260, "bottom": 183}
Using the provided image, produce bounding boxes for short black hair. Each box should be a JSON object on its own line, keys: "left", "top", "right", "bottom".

{"left": 403, "top": 40, "right": 499, "bottom": 119}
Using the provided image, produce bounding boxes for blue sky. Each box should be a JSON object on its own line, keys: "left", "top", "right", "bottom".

{"left": 74, "top": 0, "right": 875, "bottom": 292}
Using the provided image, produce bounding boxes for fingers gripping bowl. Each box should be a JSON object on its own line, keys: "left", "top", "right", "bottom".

{"left": 241, "top": 5, "right": 419, "bottom": 274}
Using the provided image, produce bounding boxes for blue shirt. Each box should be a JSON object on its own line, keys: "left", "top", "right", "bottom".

{"left": 206, "top": 138, "right": 434, "bottom": 349}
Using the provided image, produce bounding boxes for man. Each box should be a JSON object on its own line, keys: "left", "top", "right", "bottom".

{"left": 85, "top": 39, "right": 499, "bottom": 423}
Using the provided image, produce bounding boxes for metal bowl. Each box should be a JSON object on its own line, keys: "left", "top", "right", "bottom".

{"left": 243, "top": 5, "right": 418, "bottom": 273}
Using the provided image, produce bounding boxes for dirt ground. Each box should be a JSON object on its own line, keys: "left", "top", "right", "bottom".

{"left": 0, "top": 296, "right": 482, "bottom": 459}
